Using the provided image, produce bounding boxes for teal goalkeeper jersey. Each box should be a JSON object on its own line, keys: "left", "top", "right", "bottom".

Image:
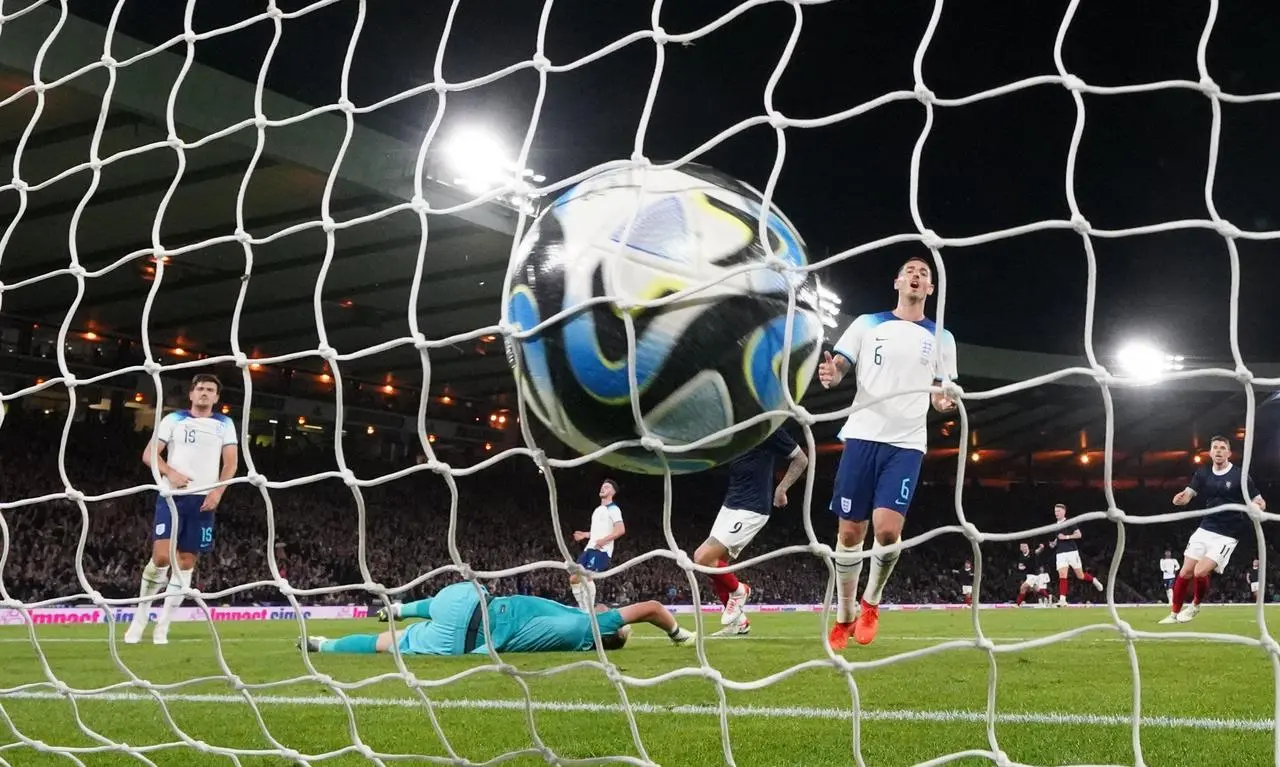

{"left": 484, "top": 595, "right": 625, "bottom": 653}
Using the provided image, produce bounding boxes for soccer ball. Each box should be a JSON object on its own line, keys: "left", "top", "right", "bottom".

{"left": 504, "top": 163, "right": 823, "bottom": 475}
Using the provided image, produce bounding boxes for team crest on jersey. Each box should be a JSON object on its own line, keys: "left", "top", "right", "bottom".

{"left": 1226, "top": 481, "right": 1232, "bottom": 489}
{"left": 840, "top": 497, "right": 851, "bottom": 513}
{"left": 919, "top": 337, "right": 934, "bottom": 366}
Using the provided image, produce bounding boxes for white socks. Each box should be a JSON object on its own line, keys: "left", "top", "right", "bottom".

{"left": 156, "top": 566, "right": 193, "bottom": 631}
{"left": 834, "top": 540, "right": 865, "bottom": 623}
{"left": 130, "top": 559, "right": 169, "bottom": 627}
{"left": 863, "top": 539, "right": 901, "bottom": 607}
{"left": 570, "top": 579, "right": 594, "bottom": 612}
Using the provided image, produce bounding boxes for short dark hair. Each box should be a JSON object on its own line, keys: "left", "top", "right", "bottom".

{"left": 1209, "top": 434, "right": 1231, "bottom": 448}
{"left": 602, "top": 477, "right": 620, "bottom": 494}
{"left": 189, "top": 374, "right": 222, "bottom": 394}
{"left": 1054, "top": 503, "right": 1066, "bottom": 511}
{"left": 899, "top": 255, "right": 933, "bottom": 275}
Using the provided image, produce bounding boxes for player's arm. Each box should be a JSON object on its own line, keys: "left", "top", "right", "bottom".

{"left": 819, "top": 315, "right": 866, "bottom": 389}
{"left": 931, "top": 329, "right": 959, "bottom": 412}
{"left": 1057, "top": 527, "right": 1082, "bottom": 541}
{"left": 141, "top": 414, "right": 189, "bottom": 487}
{"left": 773, "top": 447, "right": 809, "bottom": 508}
{"left": 1246, "top": 472, "right": 1266, "bottom": 510}
{"left": 592, "top": 506, "right": 626, "bottom": 548}
{"left": 1173, "top": 469, "right": 1204, "bottom": 506}
{"left": 201, "top": 443, "right": 239, "bottom": 512}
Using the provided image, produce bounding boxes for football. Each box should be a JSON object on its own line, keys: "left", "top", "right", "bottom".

{"left": 504, "top": 163, "right": 823, "bottom": 474}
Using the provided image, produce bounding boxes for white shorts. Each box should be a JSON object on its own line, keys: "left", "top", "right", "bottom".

{"left": 1251, "top": 582, "right": 1260, "bottom": 594}
{"left": 708, "top": 507, "right": 770, "bottom": 559}
{"left": 961, "top": 584, "right": 973, "bottom": 595}
{"left": 1184, "top": 528, "right": 1238, "bottom": 573}
{"left": 1023, "top": 574, "right": 1039, "bottom": 586}
{"left": 1056, "top": 551, "right": 1082, "bottom": 571}
{"left": 1036, "top": 574, "right": 1050, "bottom": 590}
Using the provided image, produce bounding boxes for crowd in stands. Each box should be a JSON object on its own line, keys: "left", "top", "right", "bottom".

{"left": 2, "top": 410, "right": 1276, "bottom": 610}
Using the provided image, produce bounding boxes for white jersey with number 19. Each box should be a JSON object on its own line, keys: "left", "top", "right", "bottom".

{"left": 832, "top": 311, "right": 957, "bottom": 452}
{"left": 156, "top": 410, "right": 237, "bottom": 490}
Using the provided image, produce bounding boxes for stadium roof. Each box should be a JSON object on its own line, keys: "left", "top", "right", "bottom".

{"left": 0, "top": 4, "right": 520, "bottom": 399}
{"left": 3, "top": 4, "right": 1279, "bottom": 476}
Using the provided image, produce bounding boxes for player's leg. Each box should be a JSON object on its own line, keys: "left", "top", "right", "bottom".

{"left": 853, "top": 444, "right": 923, "bottom": 646}
{"left": 1165, "top": 578, "right": 1175, "bottom": 606}
{"left": 302, "top": 630, "right": 397, "bottom": 654}
{"left": 153, "top": 497, "right": 212, "bottom": 644}
{"left": 693, "top": 532, "right": 736, "bottom": 611}
{"left": 1016, "top": 580, "right": 1031, "bottom": 606}
{"left": 125, "top": 498, "right": 177, "bottom": 643}
{"left": 1071, "top": 562, "right": 1105, "bottom": 593}
{"left": 829, "top": 439, "right": 876, "bottom": 649}
{"left": 570, "top": 550, "right": 608, "bottom": 611}
{"left": 613, "top": 600, "right": 694, "bottom": 645}
{"left": 703, "top": 509, "right": 767, "bottom": 627}
{"left": 1161, "top": 547, "right": 1200, "bottom": 623}
{"left": 1180, "top": 537, "right": 1233, "bottom": 623}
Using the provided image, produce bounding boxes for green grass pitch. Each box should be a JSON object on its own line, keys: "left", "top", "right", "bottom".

{"left": 1, "top": 606, "right": 1275, "bottom": 766}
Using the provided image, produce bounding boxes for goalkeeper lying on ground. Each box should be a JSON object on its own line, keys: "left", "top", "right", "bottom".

{"left": 298, "top": 581, "right": 697, "bottom": 655}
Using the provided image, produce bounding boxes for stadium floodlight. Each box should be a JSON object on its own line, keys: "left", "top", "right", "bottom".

{"left": 1116, "top": 341, "right": 1185, "bottom": 381}
{"left": 799, "top": 279, "right": 843, "bottom": 328}
{"left": 443, "top": 126, "right": 511, "bottom": 193}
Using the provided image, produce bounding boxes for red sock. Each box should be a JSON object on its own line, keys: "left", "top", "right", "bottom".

{"left": 1016, "top": 591, "right": 1025, "bottom": 606}
{"left": 1171, "top": 575, "right": 1191, "bottom": 613}
{"left": 1037, "top": 589, "right": 1049, "bottom": 599}
{"left": 1058, "top": 577, "right": 1068, "bottom": 597}
{"left": 1081, "top": 572, "right": 1095, "bottom": 583}
{"left": 963, "top": 594, "right": 972, "bottom": 605}
{"left": 1193, "top": 575, "right": 1210, "bottom": 605}
{"left": 710, "top": 559, "right": 739, "bottom": 606}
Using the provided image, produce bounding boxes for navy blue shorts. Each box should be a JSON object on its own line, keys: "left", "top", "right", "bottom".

{"left": 577, "top": 549, "right": 611, "bottom": 572}
{"left": 152, "top": 495, "right": 215, "bottom": 554}
{"left": 829, "top": 438, "right": 924, "bottom": 522}
{"left": 1163, "top": 577, "right": 1175, "bottom": 589}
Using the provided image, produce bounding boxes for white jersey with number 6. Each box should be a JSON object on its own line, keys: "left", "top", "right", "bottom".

{"left": 156, "top": 410, "right": 237, "bottom": 490}
{"left": 587, "top": 503, "right": 623, "bottom": 556}
{"left": 832, "top": 311, "right": 957, "bottom": 452}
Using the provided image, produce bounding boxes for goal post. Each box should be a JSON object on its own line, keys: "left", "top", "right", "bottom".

{"left": 1, "top": 1, "right": 1279, "bottom": 765}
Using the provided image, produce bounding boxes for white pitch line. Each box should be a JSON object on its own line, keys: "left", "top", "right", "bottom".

{"left": 0, "top": 633, "right": 1239, "bottom": 645}
{"left": 0, "top": 690, "right": 1269, "bottom": 732}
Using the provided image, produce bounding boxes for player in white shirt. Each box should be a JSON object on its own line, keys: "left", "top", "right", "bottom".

{"left": 125, "top": 375, "right": 238, "bottom": 645}
{"left": 1158, "top": 549, "right": 1179, "bottom": 605}
{"left": 817, "top": 256, "right": 957, "bottom": 648}
{"left": 569, "top": 479, "right": 625, "bottom": 611}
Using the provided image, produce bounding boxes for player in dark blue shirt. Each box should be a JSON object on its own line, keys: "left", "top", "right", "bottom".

{"left": 691, "top": 426, "right": 808, "bottom": 636}
{"left": 1051, "top": 503, "right": 1104, "bottom": 605}
{"left": 1161, "top": 435, "right": 1266, "bottom": 624}
{"left": 1248, "top": 558, "right": 1261, "bottom": 601}
{"left": 1014, "top": 542, "right": 1049, "bottom": 606}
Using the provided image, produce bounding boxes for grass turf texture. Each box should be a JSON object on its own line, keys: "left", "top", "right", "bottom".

{"left": 0, "top": 606, "right": 1274, "bottom": 766}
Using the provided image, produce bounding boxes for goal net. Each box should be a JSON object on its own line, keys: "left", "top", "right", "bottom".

{"left": 1, "top": 0, "right": 1278, "bottom": 765}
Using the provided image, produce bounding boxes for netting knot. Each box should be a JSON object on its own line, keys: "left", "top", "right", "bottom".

{"left": 974, "top": 636, "right": 996, "bottom": 652}
{"left": 639, "top": 435, "right": 664, "bottom": 453}
{"left": 143, "top": 359, "right": 162, "bottom": 375}
{"left": 919, "top": 228, "right": 943, "bottom": 250}
{"left": 62, "top": 371, "right": 78, "bottom": 388}
{"left": 11, "top": 177, "right": 27, "bottom": 192}
{"left": 1060, "top": 73, "right": 1087, "bottom": 92}
{"left": 1260, "top": 635, "right": 1280, "bottom": 657}
{"left": 88, "top": 157, "right": 104, "bottom": 172}
{"left": 629, "top": 152, "right": 650, "bottom": 167}
{"left": 913, "top": 84, "right": 936, "bottom": 105}
{"left": 1199, "top": 76, "right": 1222, "bottom": 98}
{"left": 790, "top": 405, "right": 815, "bottom": 426}
{"left": 99, "top": 54, "right": 118, "bottom": 68}
{"left": 1235, "top": 366, "right": 1254, "bottom": 384}
{"left": 166, "top": 135, "right": 184, "bottom": 150}
{"left": 1114, "top": 619, "right": 1137, "bottom": 641}
{"left": 1070, "top": 213, "right": 1092, "bottom": 234}
{"left": 247, "top": 471, "right": 267, "bottom": 488}
{"left": 321, "top": 216, "right": 337, "bottom": 233}
{"left": 601, "top": 661, "right": 623, "bottom": 685}
{"left": 992, "top": 748, "right": 1013, "bottom": 767}
{"left": 532, "top": 54, "right": 552, "bottom": 71}
{"left": 1247, "top": 500, "right": 1265, "bottom": 521}
{"left": 412, "top": 332, "right": 429, "bottom": 350}
{"left": 768, "top": 110, "right": 790, "bottom": 130}
{"left": 457, "top": 564, "right": 477, "bottom": 582}
{"left": 339, "top": 468, "right": 357, "bottom": 487}
{"left": 1214, "top": 219, "right": 1242, "bottom": 240}
{"left": 960, "top": 521, "right": 982, "bottom": 543}
{"left": 424, "top": 458, "right": 450, "bottom": 475}
{"left": 1105, "top": 505, "right": 1125, "bottom": 522}
{"left": 64, "top": 487, "right": 84, "bottom": 504}
{"left": 651, "top": 26, "right": 670, "bottom": 45}
{"left": 266, "top": 2, "right": 284, "bottom": 19}
{"left": 337, "top": 98, "right": 355, "bottom": 113}
{"left": 671, "top": 549, "right": 694, "bottom": 572}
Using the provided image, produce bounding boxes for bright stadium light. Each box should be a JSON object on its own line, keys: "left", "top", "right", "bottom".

{"left": 1116, "top": 341, "right": 1184, "bottom": 381}
{"left": 800, "top": 279, "right": 843, "bottom": 328}
{"left": 444, "top": 127, "right": 510, "bottom": 193}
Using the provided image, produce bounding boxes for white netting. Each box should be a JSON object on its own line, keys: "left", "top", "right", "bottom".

{"left": 1, "top": 0, "right": 1279, "bottom": 764}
